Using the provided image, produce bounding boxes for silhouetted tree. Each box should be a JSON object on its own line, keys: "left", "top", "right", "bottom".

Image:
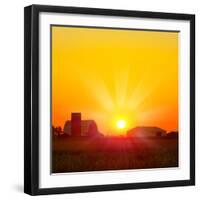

{"left": 53, "top": 126, "right": 63, "bottom": 136}
{"left": 166, "top": 131, "right": 178, "bottom": 139}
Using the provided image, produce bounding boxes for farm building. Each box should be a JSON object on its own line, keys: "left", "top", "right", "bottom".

{"left": 63, "top": 113, "right": 103, "bottom": 137}
{"left": 127, "top": 126, "right": 167, "bottom": 137}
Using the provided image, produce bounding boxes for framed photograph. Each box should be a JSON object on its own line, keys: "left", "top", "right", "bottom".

{"left": 24, "top": 4, "right": 195, "bottom": 195}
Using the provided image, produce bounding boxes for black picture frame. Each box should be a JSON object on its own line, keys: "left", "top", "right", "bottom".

{"left": 24, "top": 4, "right": 195, "bottom": 195}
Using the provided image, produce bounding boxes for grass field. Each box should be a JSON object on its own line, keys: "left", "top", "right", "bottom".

{"left": 52, "top": 136, "right": 178, "bottom": 173}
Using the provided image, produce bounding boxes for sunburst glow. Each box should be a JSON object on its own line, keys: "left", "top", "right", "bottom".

{"left": 116, "top": 119, "right": 126, "bottom": 129}
{"left": 52, "top": 26, "right": 178, "bottom": 134}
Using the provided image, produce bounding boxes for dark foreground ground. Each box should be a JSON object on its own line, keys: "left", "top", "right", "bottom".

{"left": 52, "top": 136, "right": 178, "bottom": 173}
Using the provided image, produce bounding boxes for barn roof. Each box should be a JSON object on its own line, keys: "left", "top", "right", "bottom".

{"left": 127, "top": 126, "right": 167, "bottom": 137}
{"left": 63, "top": 120, "right": 97, "bottom": 135}
{"left": 130, "top": 126, "right": 166, "bottom": 132}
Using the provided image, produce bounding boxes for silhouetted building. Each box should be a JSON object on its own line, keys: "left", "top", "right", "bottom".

{"left": 63, "top": 113, "right": 103, "bottom": 137}
{"left": 71, "top": 113, "right": 81, "bottom": 136}
{"left": 127, "top": 126, "right": 166, "bottom": 138}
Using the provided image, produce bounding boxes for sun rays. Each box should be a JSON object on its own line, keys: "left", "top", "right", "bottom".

{"left": 52, "top": 26, "right": 178, "bottom": 135}
{"left": 53, "top": 61, "right": 174, "bottom": 134}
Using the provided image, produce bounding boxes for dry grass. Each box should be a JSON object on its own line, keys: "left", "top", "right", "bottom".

{"left": 52, "top": 136, "right": 178, "bottom": 173}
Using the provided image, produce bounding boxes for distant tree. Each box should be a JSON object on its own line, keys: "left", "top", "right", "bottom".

{"left": 52, "top": 126, "right": 55, "bottom": 136}
{"left": 57, "top": 126, "right": 62, "bottom": 135}
{"left": 53, "top": 126, "right": 63, "bottom": 136}
{"left": 166, "top": 131, "right": 178, "bottom": 139}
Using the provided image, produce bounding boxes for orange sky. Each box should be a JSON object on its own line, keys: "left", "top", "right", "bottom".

{"left": 52, "top": 26, "right": 178, "bottom": 135}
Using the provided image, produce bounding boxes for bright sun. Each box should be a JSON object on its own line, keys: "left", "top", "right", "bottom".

{"left": 116, "top": 119, "right": 126, "bottom": 129}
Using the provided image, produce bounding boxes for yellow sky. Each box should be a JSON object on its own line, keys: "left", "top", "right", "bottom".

{"left": 52, "top": 26, "right": 178, "bottom": 135}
